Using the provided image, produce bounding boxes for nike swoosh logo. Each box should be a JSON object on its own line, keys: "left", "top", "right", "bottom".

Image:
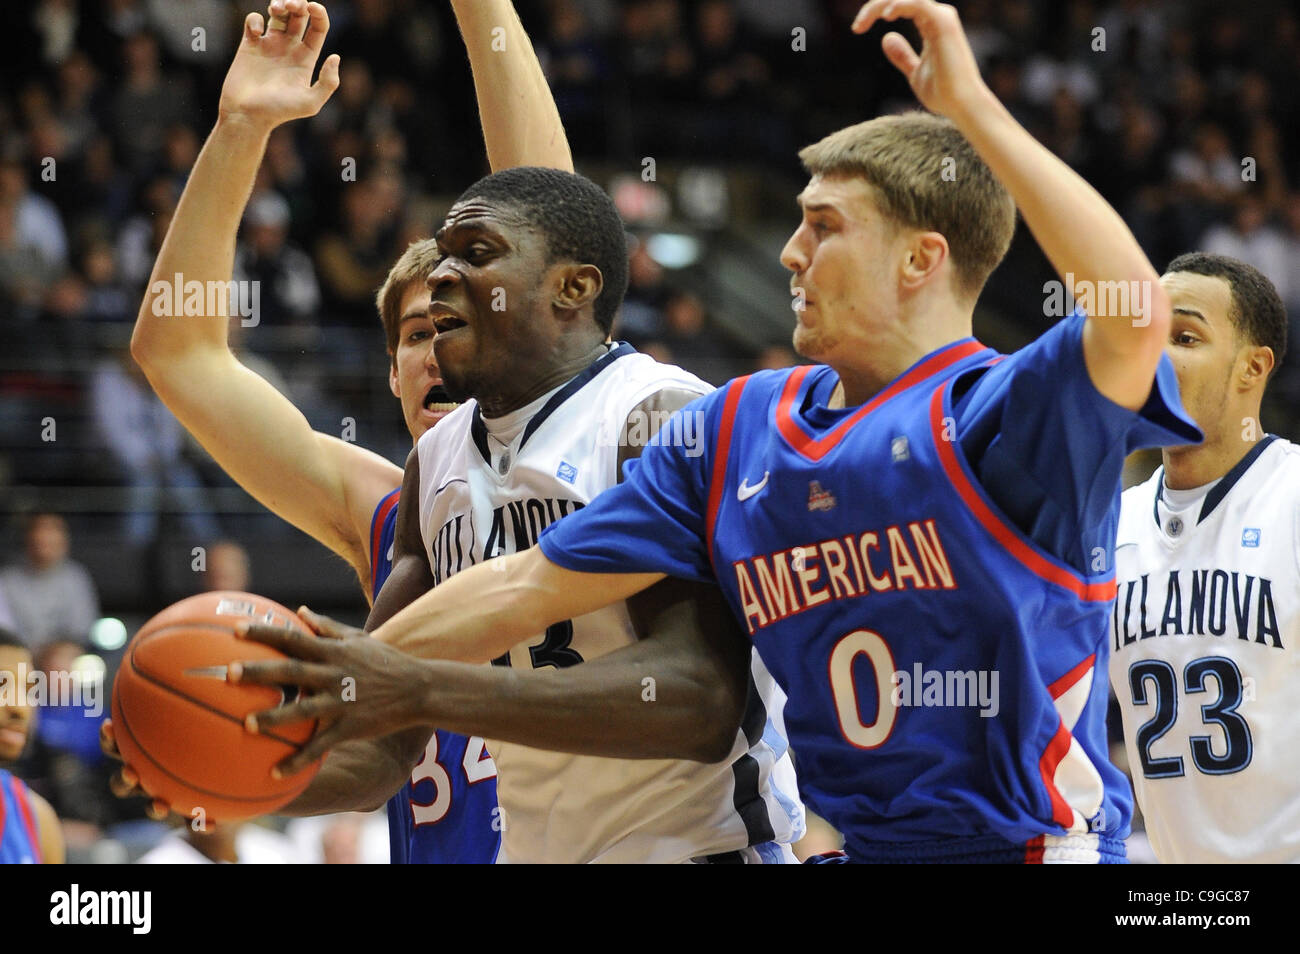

{"left": 738, "top": 472, "right": 770, "bottom": 501}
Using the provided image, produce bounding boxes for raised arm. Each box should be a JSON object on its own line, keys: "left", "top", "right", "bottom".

{"left": 854, "top": 0, "right": 1170, "bottom": 410}
{"left": 451, "top": 0, "right": 574, "bottom": 172}
{"left": 130, "top": 1, "right": 400, "bottom": 586}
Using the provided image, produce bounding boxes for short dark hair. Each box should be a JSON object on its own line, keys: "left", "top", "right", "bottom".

{"left": 1166, "top": 252, "right": 1288, "bottom": 377}
{"left": 452, "top": 167, "right": 629, "bottom": 335}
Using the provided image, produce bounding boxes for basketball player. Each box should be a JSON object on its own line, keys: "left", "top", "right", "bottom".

{"left": 115, "top": 0, "right": 803, "bottom": 864}
{"left": 244, "top": 0, "right": 1204, "bottom": 863}
{"left": 1110, "top": 252, "right": 1296, "bottom": 863}
{"left": 106, "top": 0, "right": 578, "bottom": 862}
{"left": 0, "top": 629, "right": 65, "bottom": 863}
{"left": 244, "top": 163, "right": 805, "bottom": 864}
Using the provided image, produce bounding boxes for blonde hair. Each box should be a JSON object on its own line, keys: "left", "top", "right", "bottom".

{"left": 798, "top": 112, "right": 1016, "bottom": 298}
{"left": 376, "top": 238, "right": 441, "bottom": 356}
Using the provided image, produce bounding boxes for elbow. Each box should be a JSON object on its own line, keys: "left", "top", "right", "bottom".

{"left": 686, "top": 681, "right": 746, "bottom": 764}
{"left": 128, "top": 320, "right": 155, "bottom": 371}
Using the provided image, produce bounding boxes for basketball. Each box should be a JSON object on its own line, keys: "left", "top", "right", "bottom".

{"left": 110, "top": 591, "right": 323, "bottom": 823}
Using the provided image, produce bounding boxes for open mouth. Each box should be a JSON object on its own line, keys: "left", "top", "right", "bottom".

{"left": 423, "top": 383, "right": 458, "bottom": 413}
{"left": 431, "top": 305, "right": 468, "bottom": 335}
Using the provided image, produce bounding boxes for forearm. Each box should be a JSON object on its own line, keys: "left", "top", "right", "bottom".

{"left": 388, "top": 577, "right": 745, "bottom": 762}
{"left": 952, "top": 89, "right": 1166, "bottom": 324}
{"left": 372, "top": 548, "right": 660, "bottom": 663}
{"left": 132, "top": 116, "right": 271, "bottom": 363}
{"left": 451, "top": 0, "right": 573, "bottom": 172}
{"left": 280, "top": 729, "right": 426, "bottom": 815}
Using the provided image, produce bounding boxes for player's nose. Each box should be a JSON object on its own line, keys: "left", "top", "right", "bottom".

{"left": 780, "top": 227, "right": 809, "bottom": 274}
{"left": 426, "top": 259, "right": 460, "bottom": 297}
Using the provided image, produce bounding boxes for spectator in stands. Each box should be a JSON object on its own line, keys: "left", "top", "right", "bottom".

{"left": 0, "top": 142, "right": 69, "bottom": 276}
{"left": 89, "top": 346, "right": 222, "bottom": 545}
{"left": 201, "top": 540, "right": 250, "bottom": 594}
{"left": 233, "top": 190, "right": 322, "bottom": 335}
{"left": 1201, "top": 194, "right": 1290, "bottom": 306}
{"left": 0, "top": 514, "right": 100, "bottom": 649}
{"left": 110, "top": 31, "right": 192, "bottom": 175}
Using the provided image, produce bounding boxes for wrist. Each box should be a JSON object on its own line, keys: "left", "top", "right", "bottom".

{"left": 945, "top": 83, "right": 1003, "bottom": 132}
{"left": 413, "top": 659, "right": 453, "bottom": 727}
{"left": 213, "top": 112, "right": 276, "bottom": 142}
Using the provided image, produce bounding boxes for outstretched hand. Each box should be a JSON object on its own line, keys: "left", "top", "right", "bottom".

{"left": 851, "top": 1, "right": 988, "bottom": 120}
{"left": 232, "top": 606, "right": 435, "bottom": 777}
{"left": 219, "top": 0, "right": 341, "bottom": 130}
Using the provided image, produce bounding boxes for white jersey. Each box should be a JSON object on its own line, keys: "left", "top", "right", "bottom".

{"left": 415, "top": 344, "right": 805, "bottom": 863}
{"left": 1109, "top": 436, "right": 1300, "bottom": 863}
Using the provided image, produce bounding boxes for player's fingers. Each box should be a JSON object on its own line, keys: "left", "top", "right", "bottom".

{"left": 851, "top": 1, "right": 891, "bottom": 33}
{"left": 280, "top": 0, "right": 310, "bottom": 41}
{"left": 266, "top": 0, "right": 289, "bottom": 33}
{"left": 246, "top": 693, "right": 339, "bottom": 735}
{"left": 109, "top": 767, "right": 142, "bottom": 799}
{"left": 311, "top": 53, "right": 341, "bottom": 106}
{"left": 145, "top": 798, "right": 171, "bottom": 821}
{"left": 100, "top": 719, "right": 120, "bottom": 759}
{"left": 881, "top": 32, "right": 921, "bottom": 77}
{"left": 273, "top": 727, "right": 339, "bottom": 778}
{"left": 236, "top": 621, "right": 330, "bottom": 659}
{"left": 302, "top": 1, "right": 331, "bottom": 52}
{"left": 229, "top": 657, "right": 336, "bottom": 690}
{"left": 244, "top": 12, "right": 265, "bottom": 42}
{"left": 297, "top": 606, "right": 347, "bottom": 640}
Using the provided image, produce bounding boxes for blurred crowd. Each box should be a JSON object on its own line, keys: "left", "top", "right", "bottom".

{"left": 2, "top": 1, "right": 1298, "bottom": 509}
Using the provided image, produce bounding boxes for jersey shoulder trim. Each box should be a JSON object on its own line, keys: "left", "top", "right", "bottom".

{"left": 929, "top": 378, "right": 1117, "bottom": 602}
{"left": 368, "top": 487, "right": 401, "bottom": 595}
{"left": 4, "top": 773, "right": 43, "bottom": 864}
{"left": 705, "top": 374, "right": 753, "bottom": 572}
{"left": 776, "top": 340, "right": 992, "bottom": 462}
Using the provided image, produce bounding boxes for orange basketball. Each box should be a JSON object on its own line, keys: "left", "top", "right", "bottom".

{"left": 111, "top": 590, "right": 322, "bottom": 823}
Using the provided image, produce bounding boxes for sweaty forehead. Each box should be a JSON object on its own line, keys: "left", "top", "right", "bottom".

{"left": 440, "top": 199, "right": 527, "bottom": 235}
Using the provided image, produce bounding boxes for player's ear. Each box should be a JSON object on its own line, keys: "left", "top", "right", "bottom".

{"left": 1239, "top": 345, "right": 1274, "bottom": 391}
{"left": 553, "top": 264, "right": 603, "bottom": 318}
{"left": 388, "top": 355, "right": 401, "bottom": 400}
{"left": 900, "top": 230, "right": 949, "bottom": 292}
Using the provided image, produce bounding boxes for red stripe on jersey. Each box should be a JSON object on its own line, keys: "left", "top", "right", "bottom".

{"left": 369, "top": 489, "right": 401, "bottom": 594}
{"left": 929, "top": 385, "right": 1117, "bottom": 602}
{"left": 776, "top": 341, "right": 989, "bottom": 462}
{"left": 1049, "top": 654, "right": 1097, "bottom": 699}
{"left": 1024, "top": 833, "right": 1045, "bottom": 864}
{"left": 1038, "top": 721, "right": 1077, "bottom": 830}
{"left": 705, "top": 376, "right": 751, "bottom": 572}
{"left": 9, "top": 775, "right": 42, "bottom": 865}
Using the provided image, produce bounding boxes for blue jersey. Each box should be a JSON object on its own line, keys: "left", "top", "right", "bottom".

{"left": 541, "top": 315, "right": 1201, "bottom": 862}
{"left": 0, "top": 770, "right": 43, "bottom": 864}
{"left": 371, "top": 489, "right": 501, "bottom": 864}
